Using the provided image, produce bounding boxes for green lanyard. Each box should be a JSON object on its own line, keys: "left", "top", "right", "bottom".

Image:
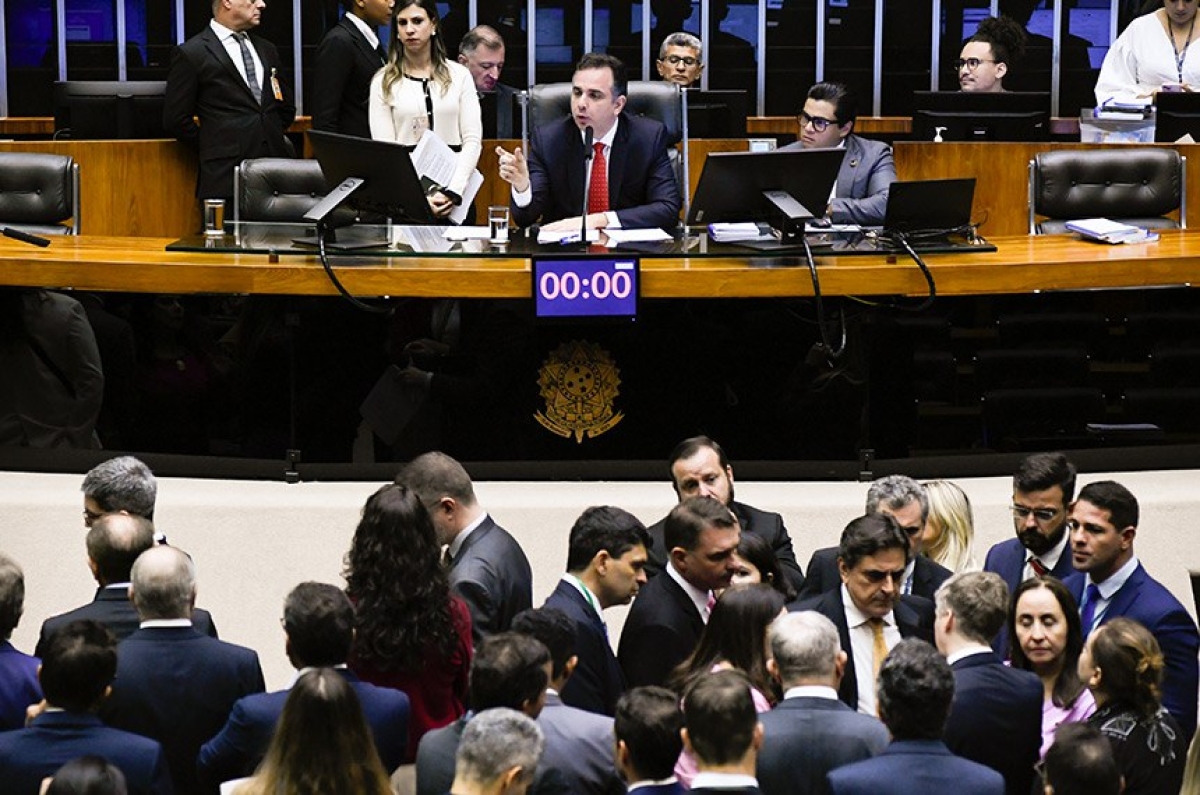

{"left": 566, "top": 574, "right": 601, "bottom": 617}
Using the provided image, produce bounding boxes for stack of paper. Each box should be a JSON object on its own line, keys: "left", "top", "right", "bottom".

{"left": 1064, "top": 218, "right": 1158, "bottom": 245}
{"left": 708, "top": 222, "right": 773, "bottom": 242}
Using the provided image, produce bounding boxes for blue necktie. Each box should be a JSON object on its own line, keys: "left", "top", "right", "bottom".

{"left": 1080, "top": 583, "right": 1103, "bottom": 636}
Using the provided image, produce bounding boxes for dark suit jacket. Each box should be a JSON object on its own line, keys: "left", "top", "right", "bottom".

{"left": 197, "top": 669, "right": 410, "bottom": 784}
{"left": 789, "top": 588, "right": 934, "bottom": 711}
{"left": 163, "top": 25, "right": 296, "bottom": 201}
{"left": 630, "top": 784, "right": 685, "bottom": 795}
{"left": 1066, "top": 564, "right": 1200, "bottom": 741}
{"left": 0, "top": 711, "right": 173, "bottom": 795}
{"left": 757, "top": 696, "right": 888, "bottom": 795}
{"left": 689, "top": 788, "right": 763, "bottom": 794}
{"left": 35, "top": 586, "right": 217, "bottom": 658}
{"left": 416, "top": 715, "right": 570, "bottom": 795}
{"left": 778, "top": 134, "right": 894, "bottom": 226}
{"left": 311, "top": 16, "right": 385, "bottom": 138}
{"left": 983, "top": 537, "right": 1076, "bottom": 594}
{"left": 617, "top": 567, "right": 705, "bottom": 688}
{"left": 797, "top": 548, "right": 951, "bottom": 602}
{"left": 826, "top": 739, "right": 1004, "bottom": 795}
{"left": 450, "top": 515, "right": 533, "bottom": 646}
{"left": 646, "top": 501, "right": 804, "bottom": 594}
{"left": 513, "top": 114, "right": 681, "bottom": 230}
{"left": 543, "top": 579, "right": 625, "bottom": 716}
{"left": 539, "top": 692, "right": 624, "bottom": 795}
{"left": 0, "top": 641, "right": 40, "bottom": 733}
{"left": 943, "top": 651, "right": 1042, "bottom": 795}
{"left": 101, "top": 626, "right": 265, "bottom": 795}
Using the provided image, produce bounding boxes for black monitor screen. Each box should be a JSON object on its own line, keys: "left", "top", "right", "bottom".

{"left": 911, "top": 91, "right": 1051, "bottom": 142}
{"left": 1154, "top": 91, "right": 1200, "bottom": 142}
{"left": 53, "top": 81, "right": 168, "bottom": 140}
{"left": 686, "top": 148, "right": 845, "bottom": 226}
{"left": 307, "top": 129, "right": 434, "bottom": 224}
{"left": 685, "top": 89, "right": 748, "bottom": 138}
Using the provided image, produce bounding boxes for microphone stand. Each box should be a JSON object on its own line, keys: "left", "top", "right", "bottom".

{"left": 581, "top": 125, "right": 593, "bottom": 251}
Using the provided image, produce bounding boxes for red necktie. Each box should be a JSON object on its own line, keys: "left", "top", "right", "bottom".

{"left": 1028, "top": 556, "right": 1049, "bottom": 577}
{"left": 587, "top": 142, "right": 608, "bottom": 215}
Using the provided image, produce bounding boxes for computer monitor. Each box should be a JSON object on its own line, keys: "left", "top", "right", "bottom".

{"left": 910, "top": 91, "right": 1051, "bottom": 142}
{"left": 686, "top": 148, "right": 845, "bottom": 229}
{"left": 306, "top": 130, "right": 435, "bottom": 228}
{"left": 685, "top": 89, "right": 748, "bottom": 138}
{"left": 1154, "top": 92, "right": 1200, "bottom": 142}
{"left": 53, "top": 81, "right": 168, "bottom": 140}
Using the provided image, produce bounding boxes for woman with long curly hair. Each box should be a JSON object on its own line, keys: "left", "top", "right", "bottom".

{"left": 345, "top": 482, "right": 472, "bottom": 762}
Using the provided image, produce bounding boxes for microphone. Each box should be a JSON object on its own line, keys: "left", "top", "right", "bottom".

{"left": 3, "top": 228, "right": 51, "bottom": 247}
{"left": 581, "top": 126, "right": 593, "bottom": 248}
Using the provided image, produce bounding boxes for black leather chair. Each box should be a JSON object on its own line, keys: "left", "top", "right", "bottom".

{"left": 0, "top": 152, "right": 80, "bottom": 234}
{"left": 233, "top": 157, "right": 331, "bottom": 223}
{"left": 1028, "top": 148, "right": 1186, "bottom": 234}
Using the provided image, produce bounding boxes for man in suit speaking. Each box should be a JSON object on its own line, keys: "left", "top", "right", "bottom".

{"left": 496, "top": 53, "right": 681, "bottom": 233}
{"left": 163, "top": 0, "right": 296, "bottom": 207}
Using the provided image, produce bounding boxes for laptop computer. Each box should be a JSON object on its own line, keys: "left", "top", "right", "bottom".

{"left": 883, "top": 177, "right": 976, "bottom": 235}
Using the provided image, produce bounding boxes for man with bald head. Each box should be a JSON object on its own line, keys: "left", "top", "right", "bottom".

{"left": 37, "top": 513, "right": 216, "bottom": 657}
{"left": 101, "top": 545, "right": 264, "bottom": 795}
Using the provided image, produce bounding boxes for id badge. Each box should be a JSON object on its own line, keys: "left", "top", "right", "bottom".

{"left": 270, "top": 68, "right": 283, "bottom": 101}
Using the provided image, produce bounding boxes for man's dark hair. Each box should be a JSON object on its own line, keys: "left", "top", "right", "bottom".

{"left": 806, "top": 81, "right": 858, "bottom": 126}
{"left": 876, "top": 639, "right": 954, "bottom": 740}
{"left": 667, "top": 435, "right": 730, "bottom": 477}
{"left": 396, "top": 451, "right": 478, "bottom": 510}
{"left": 576, "top": 52, "right": 628, "bottom": 99}
{"left": 934, "top": 572, "right": 1010, "bottom": 644}
{"left": 838, "top": 513, "right": 911, "bottom": 571}
{"left": 664, "top": 496, "right": 738, "bottom": 553}
{"left": 565, "top": 506, "right": 651, "bottom": 572}
{"left": 469, "top": 632, "right": 551, "bottom": 712}
{"left": 459, "top": 24, "right": 505, "bottom": 57}
{"left": 1014, "top": 452, "right": 1077, "bottom": 503}
{"left": 81, "top": 456, "right": 157, "bottom": 519}
{"left": 86, "top": 513, "right": 155, "bottom": 585}
{"left": 1076, "top": 480, "right": 1139, "bottom": 531}
{"left": 1043, "top": 723, "right": 1121, "bottom": 795}
{"left": 511, "top": 608, "right": 575, "bottom": 682}
{"left": 615, "top": 687, "right": 684, "bottom": 781}
{"left": 45, "top": 755, "right": 129, "bottom": 795}
{"left": 40, "top": 620, "right": 118, "bottom": 713}
{"left": 0, "top": 553, "right": 25, "bottom": 640}
{"left": 682, "top": 669, "right": 757, "bottom": 766}
{"left": 283, "top": 582, "right": 355, "bottom": 667}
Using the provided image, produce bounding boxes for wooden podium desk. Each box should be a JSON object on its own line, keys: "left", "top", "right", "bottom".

{"left": 2, "top": 228, "right": 1198, "bottom": 300}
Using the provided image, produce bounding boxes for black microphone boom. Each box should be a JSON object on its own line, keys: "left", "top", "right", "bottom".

{"left": 581, "top": 125, "right": 594, "bottom": 248}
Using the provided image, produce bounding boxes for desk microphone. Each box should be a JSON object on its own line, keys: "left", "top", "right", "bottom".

{"left": 3, "top": 228, "right": 51, "bottom": 248}
{"left": 581, "top": 125, "right": 594, "bottom": 248}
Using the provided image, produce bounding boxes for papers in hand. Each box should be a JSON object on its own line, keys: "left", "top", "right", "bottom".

{"left": 411, "top": 130, "right": 484, "bottom": 226}
{"left": 1065, "top": 218, "right": 1159, "bottom": 245}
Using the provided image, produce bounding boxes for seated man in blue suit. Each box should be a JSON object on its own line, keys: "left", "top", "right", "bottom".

{"left": 199, "top": 581, "right": 410, "bottom": 785}
{"left": 0, "top": 620, "right": 172, "bottom": 795}
{"left": 446, "top": 708, "right": 545, "bottom": 795}
{"left": 1065, "top": 479, "right": 1200, "bottom": 742}
{"left": 826, "top": 639, "right": 1004, "bottom": 795}
{"left": 614, "top": 687, "right": 685, "bottom": 795}
{"left": 681, "top": 669, "right": 764, "bottom": 794}
{"left": 496, "top": 53, "right": 682, "bottom": 233}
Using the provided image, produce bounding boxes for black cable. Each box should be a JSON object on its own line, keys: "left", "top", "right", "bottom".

{"left": 877, "top": 229, "right": 937, "bottom": 313}
{"left": 801, "top": 234, "right": 848, "bottom": 360}
{"left": 315, "top": 225, "right": 393, "bottom": 315}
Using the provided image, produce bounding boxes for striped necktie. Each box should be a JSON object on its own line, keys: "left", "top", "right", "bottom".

{"left": 234, "top": 32, "right": 259, "bottom": 95}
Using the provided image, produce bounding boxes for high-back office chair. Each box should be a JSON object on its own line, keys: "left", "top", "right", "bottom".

{"left": 0, "top": 152, "right": 80, "bottom": 234}
{"left": 1028, "top": 148, "right": 1186, "bottom": 234}
{"left": 233, "top": 157, "right": 331, "bottom": 223}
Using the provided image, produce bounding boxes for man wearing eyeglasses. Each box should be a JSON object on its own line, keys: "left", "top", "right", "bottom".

{"left": 656, "top": 32, "right": 703, "bottom": 87}
{"left": 983, "top": 452, "right": 1078, "bottom": 596}
{"left": 778, "top": 81, "right": 895, "bottom": 226}
{"left": 789, "top": 513, "right": 935, "bottom": 716}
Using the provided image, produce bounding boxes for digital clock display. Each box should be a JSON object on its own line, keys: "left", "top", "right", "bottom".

{"left": 532, "top": 256, "right": 639, "bottom": 319}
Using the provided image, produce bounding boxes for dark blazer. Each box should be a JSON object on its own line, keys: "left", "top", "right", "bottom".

{"left": 101, "top": 626, "right": 265, "bottom": 795}
{"left": 617, "top": 568, "right": 705, "bottom": 688}
{"left": 629, "top": 783, "right": 685, "bottom": 795}
{"left": 539, "top": 692, "right": 624, "bottom": 795}
{"left": 450, "top": 515, "right": 533, "bottom": 646}
{"left": 689, "top": 788, "right": 763, "bottom": 794}
{"left": 513, "top": 114, "right": 681, "bottom": 230}
{"left": 0, "top": 711, "right": 173, "bottom": 795}
{"left": 757, "top": 696, "right": 888, "bottom": 795}
{"left": 983, "top": 537, "right": 1076, "bottom": 594}
{"left": 543, "top": 579, "right": 625, "bottom": 716}
{"left": 197, "top": 669, "right": 410, "bottom": 784}
{"left": 797, "top": 548, "right": 951, "bottom": 602}
{"left": 35, "top": 586, "right": 217, "bottom": 658}
{"left": 1066, "top": 564, "right": 1200, "bottom": 741}
{"left": 789, "top": 587, "right": 934, "bottom": 711}
{"left": 826, "top": 739, "right": 1004, "bottom": 795}
{"left": 646, "top": 501, "right": 805, "bottom": 594}
{"left": 311, "top": 15, "right": 386, "bottom": 138}
{"left": 416, "top": 715, "right": 570, "bottom": 795}
{"left": 163, "top": 24, "right": 296, "bottom": 202}
{"left": 943, "top": 651, "right": 1043, "bottom": 795}
{"left": 0, "top": 641, "right": 41, "bottom": 732}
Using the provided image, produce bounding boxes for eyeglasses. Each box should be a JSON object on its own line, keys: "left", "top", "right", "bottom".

{"left": 861, "top": 569, "right": 907, "bottom": 585}
{"left": 954, "top": 57, "right": 996, "bottom": 72}
{"left": 1011, "top": 505, "right": 1060, "bottom": 523}
{"left": 799, "top": 110, "right": 838, "bottom": 133}
{"left": 661, "top": 54, "right": 699, "bottom": 66}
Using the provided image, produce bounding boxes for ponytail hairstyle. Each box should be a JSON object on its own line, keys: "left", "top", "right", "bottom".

{"left": 1089, "top": 617, "right": 1165, "bottom": 720}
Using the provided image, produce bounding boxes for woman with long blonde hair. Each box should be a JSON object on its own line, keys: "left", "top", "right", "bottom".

{"left": 919, "top": 479, "right": 979, "bottom": 573}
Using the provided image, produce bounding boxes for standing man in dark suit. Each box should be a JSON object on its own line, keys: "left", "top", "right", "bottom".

{"left": 933, "top": 572, "right": 1042, "bottom": 795}
{"left": 311, "top": 0, "right": 392, "bottom": 137}
{"left": 0, "top": 620, "right": 172, "bottom": 795}
{"left": 1064, "top": 479, "right": 1200, "bottom": 741}
{"left": 163, "top": 0, "right": 296, "bottom": 207}
{"left": 198, "top": 582, "right": 410, "bottom": 785}
{"left": 496, "top": 52, "right": 681, "bottom": 232}
{"left": 618, "top": 497, "right": 740, "bottom": 688}
{"left": 645, "top": 436, "right": 804, "bottom": 593}
{"left": 614, "top": 687, "right": 686, "bottom": 795}
{"left": 459, "top": 25, "right": 519, "bottom": 139}
{"left": 826, "top": 639, "right": 1004, "bottom": 795}
{"left": 543, "top": 505, "right": 650, "bottom": 716}
{"left": 398, "top": 451, "right": 533, "bottom": 646}
{"left": 681, "top": 670, "right": 765, "bottom": 795}
{"left": 36, "top": 513, "right": 217, "bottom": 657}
{"left": 790, "top": 514, "right": 935, "bottom": 715}
{"left": 757, "top": 611, "right": 888, "bottom": 795}
{"left": 799, "top": 475, "right": 951, "bottom": 601}
{"left": 101, "top": 545, "right": 265, "bottom": 795}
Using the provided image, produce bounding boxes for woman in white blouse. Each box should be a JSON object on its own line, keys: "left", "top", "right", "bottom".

{"left": 369, "top": 0, "right": 481, "bottom": 219}
{"left": 1095, "top": 0, "right": 1200, "bottom": 105}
